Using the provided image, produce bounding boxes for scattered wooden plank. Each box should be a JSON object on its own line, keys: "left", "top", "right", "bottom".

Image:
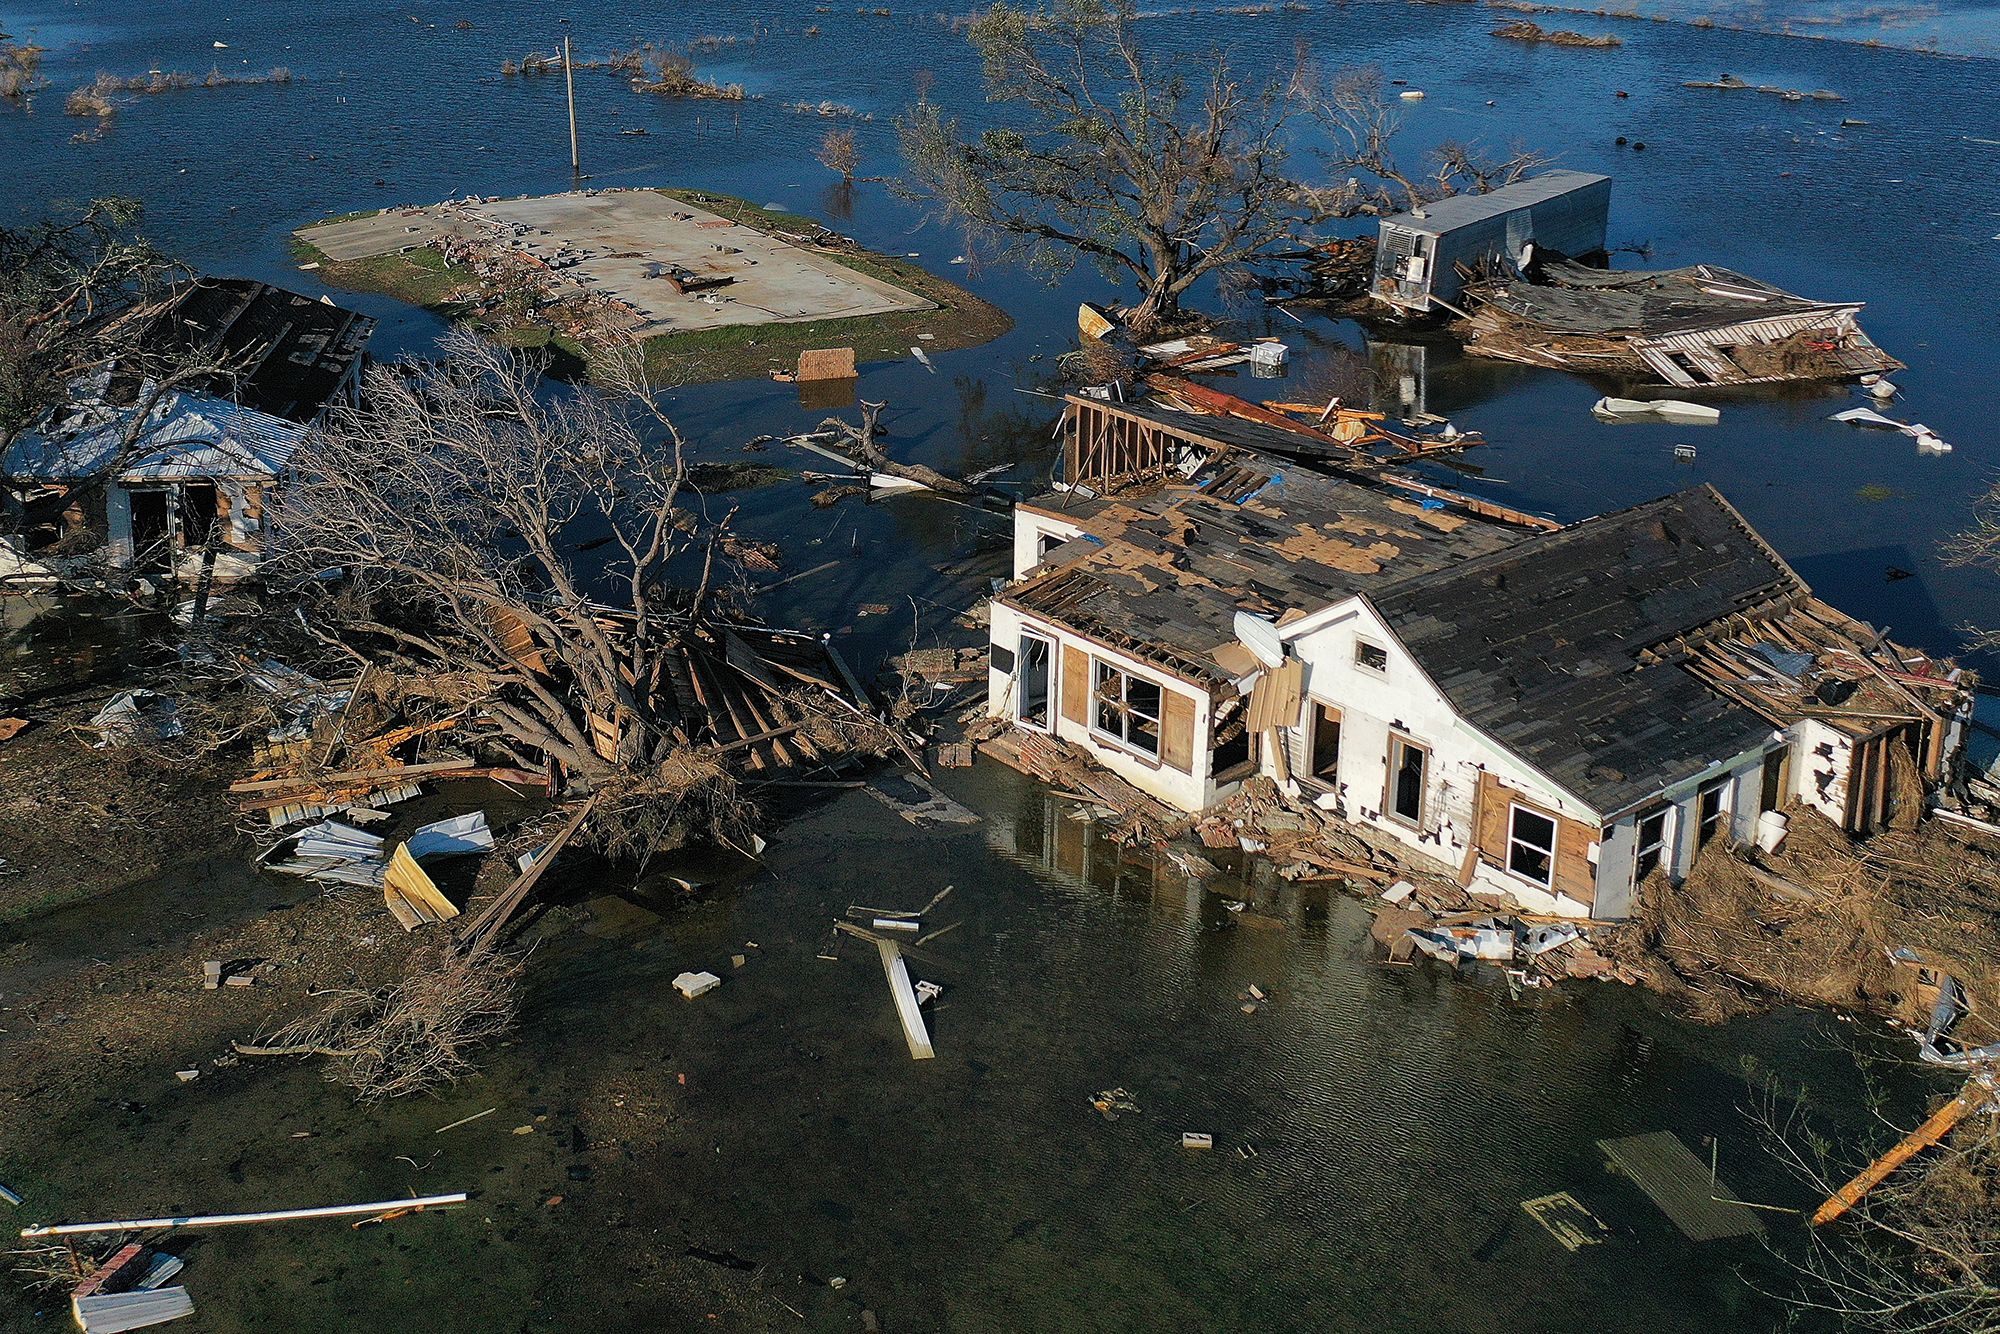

{"left": 875, "top": 938, "right": 935, "bottom": 1060}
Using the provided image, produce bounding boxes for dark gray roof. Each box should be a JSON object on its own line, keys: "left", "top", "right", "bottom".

{"left": 1373, "top": 485, "right": 1801, "bottom": 815}
{"left": 1008, "top": 458, "right": 1523, "bottom": 684}
{"left": 1382, "top": 170, "right": 1611, "bottom": 237}
{"left": 1479, "top": 262, "right": 1852, "bottom": 338}
{"left": 141, "top": 278, "right": 374, "bottom": 423}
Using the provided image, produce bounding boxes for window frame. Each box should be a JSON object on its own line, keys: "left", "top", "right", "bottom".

{"left": 1307, "top": 700, "right": 1342, "bottom": 785}
{"left": 1633, "top": 805, "right": 1671, "bottom": 884}
{"left": 1386, "top": 733, "right": 1429, "bottom": 827}
{"left": 1014, "top": 630, "right": 1055, "bottom": 733}
{"left": 1759, "top": 746, "right": 1790, "bottom": 814}
{"left": 1504, "top": 802, "right": 1559, "bottom": 888}
{"left": 1089, "top": 657, "right": 1164, "bottom": 761}
{"left": 1696, "top": 777, "right": 1731, "bottom": 848}
{"left": 1354, "top": 638, "right": 1390, "bottom": 675}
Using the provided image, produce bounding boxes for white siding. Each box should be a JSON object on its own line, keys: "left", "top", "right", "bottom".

{"left": 1282, "top": 600, "right": 1596, "bottom": 915}
{"left": 987, "top": 599, "right": 1220, "bottom": 813}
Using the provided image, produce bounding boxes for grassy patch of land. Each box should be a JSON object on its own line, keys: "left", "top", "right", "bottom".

{"left": 292, "top": 190, "right": 1012, "bottom": 387}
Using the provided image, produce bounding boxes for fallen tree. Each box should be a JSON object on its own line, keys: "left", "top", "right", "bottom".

{"left": 816, "top": 398, "right": 977, "bottom": 496}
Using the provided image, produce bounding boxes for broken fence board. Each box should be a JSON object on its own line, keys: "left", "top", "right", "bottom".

{"left": 875, "top": 939, "right": 935, "bottom": 1060}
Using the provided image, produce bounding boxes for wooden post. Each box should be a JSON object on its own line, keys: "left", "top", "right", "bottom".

{"left": 1811, "top": 1080, "right": 1991, "bottom": 1226}
{"left": 563, "top": 34, "right": 580, "bottom": 177}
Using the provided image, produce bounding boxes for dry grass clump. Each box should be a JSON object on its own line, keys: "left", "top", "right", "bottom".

{"left": 237, "top": 942, "right": 523, "bottom": 1101}
{"left": 1493, "top": 19, "right": 1623, "bottom": 46}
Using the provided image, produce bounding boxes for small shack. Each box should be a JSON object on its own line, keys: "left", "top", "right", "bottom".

{"left": 3, "top": 385, "right": 305, "bottom": 580}
{"left": 1373, "top": 170, "right": 1611, "bottom": 315}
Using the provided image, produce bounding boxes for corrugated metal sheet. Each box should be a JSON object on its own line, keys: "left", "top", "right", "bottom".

{"left": 4, "top": 388, "right": 305, "bottom": 481}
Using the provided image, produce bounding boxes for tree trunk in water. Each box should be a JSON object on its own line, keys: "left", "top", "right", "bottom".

{"left": 839, "top": 400, "right": 976, "bottom": 496}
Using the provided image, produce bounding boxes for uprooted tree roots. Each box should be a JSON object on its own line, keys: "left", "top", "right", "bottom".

{"left": 233, "top": 942, "right": 524, "bottom": 1101}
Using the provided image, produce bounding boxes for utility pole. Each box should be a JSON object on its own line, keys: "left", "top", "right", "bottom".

{"left": 562, "top": 31, "right": 580, "bottom": 178}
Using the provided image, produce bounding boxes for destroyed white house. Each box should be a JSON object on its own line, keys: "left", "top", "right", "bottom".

{"left": 1372, "top": 169, "right": 1611, "bottom": 315}
{"left": 986, "top": 396, "right": 1965, "bottom": 919}
{"left": 1, "top": 280, "right": 374, "bottom": 581}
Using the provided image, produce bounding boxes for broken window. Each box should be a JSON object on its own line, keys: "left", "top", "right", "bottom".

{"left": 176, "top": 482, "right": 219, "bottom": 549}
{"left": 1036, "top": 529, "right": 1066, "bottom": 561}
{"left": 1760, "top": 746, "right": 1790, "bottom": 813}
{"left": 1697, "top": 778, "right": 1730, "bottom": 848}
{"left": 1507, "top": 804, "right": 1558, "bottom": 886}
{"left": 1355, "top": 639, "right": 1389, "bottom": 674}
{"left": 1092, "top": 660, "right": 1162, "bottom": 759}
{"left": 1634, "top": 805, "right": 1670, "bottom": 883}
{"left": 1017, "top": 632, "right": 1052, "bottom": 731}
{"left": 1309, "top": 702, "right": 1341, "bottom": 783}
{"left": 1388, "top": 734, "right": 1428, "bottom": 825}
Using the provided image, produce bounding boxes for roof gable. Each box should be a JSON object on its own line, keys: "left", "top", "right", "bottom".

{"left": 1372, "top": 485, "right": 1800, "bottom": 813}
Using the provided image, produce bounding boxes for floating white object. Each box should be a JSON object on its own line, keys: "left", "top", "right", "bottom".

{"left": 875, "top": 939, "right": 935, "bottom": 1059}
{"left": 1182, "top": 1132, "right": 1215, "bottom": 1150}
{"left": 1593, "top": 397, "right": 1721, "bottom": 424}
{"left": 870, "top": 917, "right": 921, "bottom": 933}
{"left": 1831, "top": 406, "right": 1951, "bottom": 453}
{"left": 673, "top": 971, "right": 721, "bottom": 999}
{"left": 1870, "top": 378, "right": 1898, "bottom": 399}
{"left": 1399, "top": 89, "right": 1425, "bottom": 99}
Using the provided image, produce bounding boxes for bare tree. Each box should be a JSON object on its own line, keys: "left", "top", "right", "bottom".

{"left": 268, "top": 334, "right": 744, "bottom": 836}
{"left": 0, "top": 199, "right": 188, "bottom": 447}
{"left": 1756, "top": 1075, "right": 2000, "bottom": 1333}
{"left": 817, "top": 126, "right": 859, "bottom": 185}
{"left": 1304, "top": 64, "right": 1550, "bottom": 219}
{"left": 268, "top": 334, "right": 892, "bottom": 856}
{"left": 897, "top": 0, "right": 1305, "bottom": 333}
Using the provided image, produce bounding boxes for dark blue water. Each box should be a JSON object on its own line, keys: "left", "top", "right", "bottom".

{"left": 2, "top": 4, "right": 1992, "bottom": 1329}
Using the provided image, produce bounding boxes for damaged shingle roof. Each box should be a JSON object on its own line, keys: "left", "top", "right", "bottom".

{"left": 142, "top": 278, "right": 374, "bottom": 423}
{"left": 1372, "top": 484, "right": 1802, "bottom": 815}
{"left": 1006, "top": 458, "right": 1523, "bottom": 683}
{"left": 1480, "top": 262, "right": 1854, "bottom": 338}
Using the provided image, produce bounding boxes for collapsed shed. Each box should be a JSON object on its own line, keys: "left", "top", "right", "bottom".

{"left": 1458, "top": 261, "right": 1902, "bottom": 387}
{"left": 3, "top": 384, "right": 304, "bottom": 580}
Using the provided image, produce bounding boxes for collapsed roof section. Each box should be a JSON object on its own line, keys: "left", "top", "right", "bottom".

{"left": 1007, "top": 450, "right": 1526, "bottom": 685}
{"left": 1460, "top": 261, "right": 1902, "bottom": 387}
{"left": 3, "top": 384, "right": 306, "bottom": 482}
{"left": 1372, "top": 485, "right": 1806, "bottom": 816}
{"left": 141, "top": 278, "right": 375, "bottom": 423}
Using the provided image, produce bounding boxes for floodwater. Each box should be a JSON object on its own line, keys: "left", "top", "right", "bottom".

{"left": 2, "top": 2, "right": 1994, "bottom": 1330}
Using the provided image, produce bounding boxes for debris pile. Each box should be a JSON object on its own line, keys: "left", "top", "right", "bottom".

{"left": 1493, "top": 19, "right": 1621, "bottom": 47}
{"left": 1682, "top": 72, "right": 1842, "bottom": 102}
{"left": 1458, "top": 262, "right": 1901, "bottom": 388}
{"left": 1616, "top": 807, "right": 2000, "bottom": 1033}
{"left": 980, "top": 728, "right": 1193, "bottom": 846}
